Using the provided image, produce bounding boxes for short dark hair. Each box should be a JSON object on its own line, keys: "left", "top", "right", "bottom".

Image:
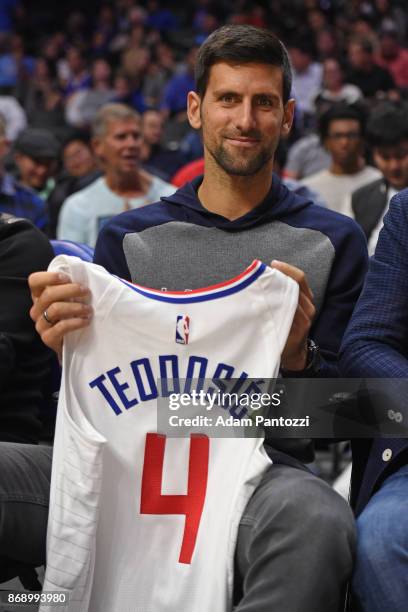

{"left": 62, "top": 129, "right": 92, "bottom": 148}
{"left": 366, "top": 103, "right": 408, "bottom": 148}
{"left": 319, "top": 103, "right": 367, "bottom": 142}
{"left": 195, "top": 25, "right": 292, "bottom": 103}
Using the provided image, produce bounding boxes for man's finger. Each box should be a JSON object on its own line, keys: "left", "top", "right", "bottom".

{"left": 30, "top": 283, "right": 91, "bottom": 321}
{"left": 28, "top": 271, "right": 71, "bottom": 299}
{"left": 40, "top": 317, "right": 91, "bottom": 355}
{"left": 271, "top": 260, "right": 314, "bottom": 300}
{"left": 291, "top": 303, "right": 310, "bottom": 330}
{"left": 34, "top": 302, "right": 93, "bottom": 334}
{"left": 298, "top": 292, "right": 316, "bottom": 321}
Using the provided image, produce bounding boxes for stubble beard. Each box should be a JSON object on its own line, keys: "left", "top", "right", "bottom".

{"left": 206, "top": 140, "right": 273, "bottom": 177}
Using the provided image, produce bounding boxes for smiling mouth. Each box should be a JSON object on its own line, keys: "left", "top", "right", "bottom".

{"left": 225, "top": 137, "right": 260, "bottom": 147}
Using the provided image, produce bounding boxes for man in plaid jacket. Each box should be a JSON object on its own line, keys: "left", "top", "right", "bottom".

{"left": 340, "top": 187, "right": 408, "bottom": 612}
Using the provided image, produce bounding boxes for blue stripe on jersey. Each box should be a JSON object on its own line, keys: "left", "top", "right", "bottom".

{"left": 116, "top": 262, "right": 267, "bottom": 303}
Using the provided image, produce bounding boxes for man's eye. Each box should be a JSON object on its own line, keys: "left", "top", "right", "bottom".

{"left": 257, "top": 97, "right": 273, "bottom": 106}
{"left": 220, "top": 94, "right": 235, "bottom": 103}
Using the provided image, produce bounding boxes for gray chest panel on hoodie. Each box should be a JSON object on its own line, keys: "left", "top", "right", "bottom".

{"left": 123, "top": 220, "right": 335, "bottom": 316}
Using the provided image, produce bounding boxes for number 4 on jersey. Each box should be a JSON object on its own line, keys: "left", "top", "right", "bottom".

{"left": 140, "top": 433, "right": 209, "bottom": 564}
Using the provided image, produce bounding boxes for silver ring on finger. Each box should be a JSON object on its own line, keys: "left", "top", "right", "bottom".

{"left": 42, "top": 309, "right": 54, "bottom": 325}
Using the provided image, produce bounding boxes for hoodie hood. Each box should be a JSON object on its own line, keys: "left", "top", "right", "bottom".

{"left": 161, "top": 174, "right": 314, "bottom": 231}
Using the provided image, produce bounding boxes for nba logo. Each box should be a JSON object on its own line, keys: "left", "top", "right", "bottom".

{"left": 176, "top": 315, "right": 190, "bottom": 344}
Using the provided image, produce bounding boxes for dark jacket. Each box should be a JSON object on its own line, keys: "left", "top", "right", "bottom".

{"left": 340, "top": 188, "right": 408, "bottom": 515}
{"left": 0, "top": 213, "right": 54, "bottom": 443}
{"left": 352, "top": 178, "right": 388, "bottom": 241}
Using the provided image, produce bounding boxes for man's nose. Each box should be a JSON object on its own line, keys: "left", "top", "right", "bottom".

{"left": 125, "top": 135, "right": 139, "bottom": 147}
{"left": 388, "top": 158, "right": 401, "bottom": 173}
{"left": 235, "top": 100, "right": 257, "bottom": 133}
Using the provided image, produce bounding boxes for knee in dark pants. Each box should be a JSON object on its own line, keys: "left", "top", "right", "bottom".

{"left": 235, "top": 465, "right": 356, "bottom": 612}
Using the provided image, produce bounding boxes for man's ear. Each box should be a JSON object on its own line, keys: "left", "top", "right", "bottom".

{"left": 281, "top": 99, "right": 295, "bottom": 137}
{"left": 187, "top": 91, "right": 202, "bottom": 130}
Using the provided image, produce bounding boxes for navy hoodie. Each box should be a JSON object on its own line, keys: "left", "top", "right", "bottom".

{"left": 94, "top": 174, "right": 368, "bottom": 382}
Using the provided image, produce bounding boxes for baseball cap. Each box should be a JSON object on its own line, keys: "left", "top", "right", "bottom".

{"left": 14, "top": 128, "right": 60, "bottom": 159}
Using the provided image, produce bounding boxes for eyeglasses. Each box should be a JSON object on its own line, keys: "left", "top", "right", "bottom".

{"left": 327, "top": 131, "right": 361, "bottom": 140}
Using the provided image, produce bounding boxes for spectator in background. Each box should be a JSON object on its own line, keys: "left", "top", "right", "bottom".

{"left": 352, "top": 102, "right": 408, "bottom": 254}
{"left": 58, "top": 103, "right": 174, "bottom": 246}
{"left": 0, "top": 33, "right": 34, "bottom": 89}
{"left": 347, "top": 37, "right": 396, "bottom": 100}
{"left": 61, "top": 132, "right": 99, "bottom": 182}
{"left": 0, "top": 115, "right": 48, "bottom": 230}
{"left": 284, "top": 133, "right": 331, "bottom": 181}
{"left": 283, "top": 121, "right": 330, "bottom": 181}
{"left": 314, "top": 58, "right": 363, "bottom": 112}
{"left": 142, "top": 57, "right": 168, "bottom": 109}
{"left": 65, "top": 58, "right": 115, "bottom": 128}
{"left": 113, "top": 70, "right": 146, "bottom": 114}
{"left": 62, "top": 46, "right": 91, "bottom": 98}
{"left": 302, "top": 104, "right": 381, "bottom": 216}
{"left": 315, "top": 28, "right": 339, "bottom": 61}
{"left": 23, "top": 57, "right": 65, "bottom": 130}
{"left": 140, "top": 109, "right": 186, "bottom": 181}
{"left": 273, "top": 141, "right": 327, "bottom": 208}
{"left": 0, "top": 87, "right": 26, "bottom": 140}
{"left": 288, "top": 39, "right": 322, "bottom": 126}
{"left": 47, "top": 131, "right": 101, "bottom": 238}
{"left": 91, "top": 3, "right": 116, "bottom": 56}
{"left": 160, "top": 45, "right": 198, "bottom": 120}
{"left": 375, "top": 25, "right": 408, "bottom": 90}
{"left": 14, "top": 127, "right": 60, "bottom": 204}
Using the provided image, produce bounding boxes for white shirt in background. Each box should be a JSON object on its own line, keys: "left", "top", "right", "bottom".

{"left": 302, "top": 166, "right": 382, "bottom": 217}
{"left": 368, "top": 186, "right": 398, "bottom": 255}
{"left": 57, "top": 175, "right": 175, "bottom": 247}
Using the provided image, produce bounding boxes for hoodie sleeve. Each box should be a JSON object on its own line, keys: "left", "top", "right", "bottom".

{"left": 310, "top": 216, "right": 368, "bottom": 377}
{"left": 93, "top": 214, "right": 133, "bottom": 280}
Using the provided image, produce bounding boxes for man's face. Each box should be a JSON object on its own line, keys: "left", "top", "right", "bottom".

{"left": 324, "top": 119, "right": 363, "bottom": 168}
{"left": 67, "top": 48, "right": 84, "bottom": 75}
{"left": 373, "top": 142, "right": 408, "bottom": 190}
{"left": 63, "top": 140, "right": 96, "bottom": 177}
{"left": 15, "top": 153, "right": 57, "bottom": 190}
{"left": 348, "top": 43, "right": 371, "bottom": 70}
{"left": 93, "top": 118, "right": 143, "bottom": 176}
{"left": 323, "top": 59, "right": 343, "bottom": 90}
{"left": 289, "top": 48, "right": 311, "bottom": 73}
{"left": 187, "top": 61, "right": 294, "bottom": 177}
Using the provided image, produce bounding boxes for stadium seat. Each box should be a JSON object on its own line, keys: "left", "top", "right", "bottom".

{"left": 50, "top": 239, "right": 94, "bottom": 261}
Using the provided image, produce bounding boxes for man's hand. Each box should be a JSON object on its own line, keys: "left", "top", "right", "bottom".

{"left": 29, "top": 271, "right": 93, "bottom": 360}
{"left": 271, "top": 260, "right": 316, "bottom": 371}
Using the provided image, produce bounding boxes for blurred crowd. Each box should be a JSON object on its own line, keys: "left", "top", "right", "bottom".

{"left": 0, "top": 0, "right": 407, "bottom": 247}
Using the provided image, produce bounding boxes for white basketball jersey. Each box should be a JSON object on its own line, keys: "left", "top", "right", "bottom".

{"left": 41, "top": 256, "right": 298, "bottom": 612}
